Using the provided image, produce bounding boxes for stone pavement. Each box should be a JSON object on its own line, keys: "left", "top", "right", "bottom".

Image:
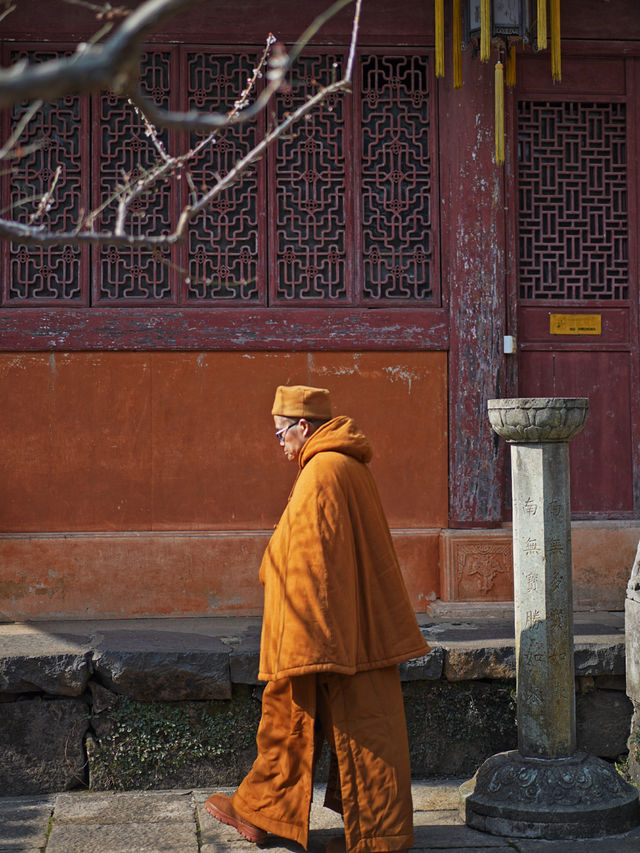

{"left": 2, "top": 781, "right": 640, "bottom": 853}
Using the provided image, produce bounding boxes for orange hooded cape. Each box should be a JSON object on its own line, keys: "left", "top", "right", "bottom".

{"left": 258, "top": 416, "right": 430, "bottom": 681}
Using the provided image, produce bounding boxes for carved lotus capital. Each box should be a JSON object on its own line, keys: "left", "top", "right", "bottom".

{"left": 487, "top": 398, "right": 589, "bottom": 443}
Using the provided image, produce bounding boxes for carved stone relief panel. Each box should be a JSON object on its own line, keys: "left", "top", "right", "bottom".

{"left": 440, "top": 531, "right": 514, "bottom": 601}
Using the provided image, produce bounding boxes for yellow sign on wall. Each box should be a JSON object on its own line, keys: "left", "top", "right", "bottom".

{"left": 549, "top": 314, "right": 602, "bottom": 335}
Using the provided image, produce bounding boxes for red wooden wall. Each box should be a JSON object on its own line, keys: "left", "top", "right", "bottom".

{"left": 1, "top": 1, "right": 639, "bottom": 617}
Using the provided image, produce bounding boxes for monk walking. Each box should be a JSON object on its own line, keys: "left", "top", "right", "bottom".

{"left": 206, "top": 385, "right": 429, "bottom": 853}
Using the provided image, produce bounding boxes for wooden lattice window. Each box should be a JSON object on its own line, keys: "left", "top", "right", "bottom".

{"left": 517, "top": 100, "right": 629, "bottom": 302}
{"left": 184, "top": 51, "right": 264, "bottom": 304}
{"left": 94, "top": 50, "right": 177, "bottom": 304}
{"left": 4, "top": 47, "right": 90, "bottom": 305}
{"left": 360, "top": 54, "right": 433, "bottom": 303}
{"left": 1, "top": 46, "right": 438, "bottom": 310}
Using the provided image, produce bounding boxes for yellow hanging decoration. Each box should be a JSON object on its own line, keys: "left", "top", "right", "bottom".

{"left": 537, "top": 0, "right": 548, "bottom": 50}
{"left": 453, "top": 0, "right": 463, "bottom": 89}
{"left": 480, "top": 0, "right": 491, "bottom": 62}
{"left": 505, "top": 43, "right": 516, "bottom": 87}
{"left": 435, "top": 0, "right": 445, "bottom": 78}
{"left": 550, "top": 0, "right": 562, "bottom": 82}
{"left": 495, "top": 60, "right": 505, "bottom": 164}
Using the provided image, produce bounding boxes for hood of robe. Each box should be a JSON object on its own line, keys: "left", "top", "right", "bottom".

{"left": 298, "top": 416, "right": 373, "bottom": 467}
{"left": 258, "top": 415, "right": 430, "bottom": 681}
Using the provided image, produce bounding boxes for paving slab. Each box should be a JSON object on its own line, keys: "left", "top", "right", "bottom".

{"left": 4, "top": 780, "right": 640, "bottom": 852}
{"left": 0, "top": 795, "right": 54, "bottom": 851}
{"left": 46, "top": 821, "right": 198, "bottom": 853}
{"left": 199, "top": 823, "right": 308, "bottom": 852}
{"left": 53, "top": 790, "right": 194, "bottom": 824}
{"left": 412, "top": 779, "right": 466, "bottom": 811}
{"left": 416, "top": 809, "right": 465, "bottom": 827}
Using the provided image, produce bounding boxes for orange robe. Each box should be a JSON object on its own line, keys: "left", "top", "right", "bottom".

{"left": 232, "top": 417, "right": 430, "bottom": 852}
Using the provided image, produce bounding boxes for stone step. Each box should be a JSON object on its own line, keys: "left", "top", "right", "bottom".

{"left": 0, "top": 611, "right": 627, "bottom": 700}
{"left": 0, "top": 612, "right": 631, "bottom": 797}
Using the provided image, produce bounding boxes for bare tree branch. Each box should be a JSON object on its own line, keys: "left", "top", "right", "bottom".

{"left": 0, "top": 0, "right": 204, "bottom": 108}
{"left": 0, "top": 3, "right": 16, "bottom": 25}
{"left": 29, "top": 165, "right": 62, "bottom": 224}
{"left": 0, "top": 0, "right": 362, "bottom": 252}
{"left": 0, "top": 99, "right": 41, "bottom": 160}
{"left": 127, "top": 0, "right": 353, "bottom": 133}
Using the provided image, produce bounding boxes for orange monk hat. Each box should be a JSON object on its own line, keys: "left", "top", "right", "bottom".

{"left": 271, "top": 385, "right": 332, "bottom": 420}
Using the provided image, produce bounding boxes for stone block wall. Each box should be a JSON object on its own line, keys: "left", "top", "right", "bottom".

{"left": 0, "top": 618, "right": 633, "bottom": 795}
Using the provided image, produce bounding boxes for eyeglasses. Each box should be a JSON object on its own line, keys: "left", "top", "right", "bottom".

{"left": 275, "top": 420, "right": 300, "bottom": 444}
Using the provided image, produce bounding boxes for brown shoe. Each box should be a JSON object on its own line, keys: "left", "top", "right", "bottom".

{"left": 205, "top": 793, "right": 267, "bottom": 844}
{"left": 326, "top": 839, "right": 407, "bottom": 853}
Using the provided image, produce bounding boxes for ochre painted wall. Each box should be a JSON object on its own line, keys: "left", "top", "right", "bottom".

{"left": 0, "top": 350, "right": 448, "bottom": 618}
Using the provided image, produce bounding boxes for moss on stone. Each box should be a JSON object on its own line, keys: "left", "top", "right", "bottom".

{"left": 88, "top": 685, "right": 262, "bottom": 790}
{"left": 403, "top": 679, "right": 517, "bottom": 777}
{"left": 87, "top": 678, "right": 520, "bottom": 789}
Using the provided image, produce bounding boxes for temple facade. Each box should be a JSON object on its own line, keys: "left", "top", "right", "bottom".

{"left": 1, "top": 0, "right": 639, "bottom": 619}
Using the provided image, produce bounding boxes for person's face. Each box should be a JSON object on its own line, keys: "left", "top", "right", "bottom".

{"left": 274, "top": 415, "right": 310, "bottom": 463}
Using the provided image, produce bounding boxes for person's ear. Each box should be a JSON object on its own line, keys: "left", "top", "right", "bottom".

{"left": 299, "top": 418, "right": 310, "bottom": 436}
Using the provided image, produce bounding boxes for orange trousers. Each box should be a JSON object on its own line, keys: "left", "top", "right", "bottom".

{"left": 231, "top": 666, "right": 414, "bottom": 852}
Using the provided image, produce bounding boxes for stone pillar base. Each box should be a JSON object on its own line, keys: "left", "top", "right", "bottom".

{"left": 460, "top": 750, "right": 640, "bottom": 839}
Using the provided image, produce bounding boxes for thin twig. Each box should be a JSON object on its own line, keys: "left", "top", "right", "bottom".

{"left": 0, "top": 101, "right": 42, "bottom": 161}
{"left": 125, "top": 0, "right": 354, "bottom": 132}
{"left": 28, "top": 165, "right": 62, "bottom": 223}
{"left": 0, "top": 3, "right": 15, "bottom": 24}
{"left": 0, "top": 0, "right": 362, "bottom": 249}
{"left": 345, "top": 0, "right": 362, "bottom": 81}
{"left": 0, "top": 0, "right": 205, "bottom": 108}
{"left": 112, "top": 31, "right": 275, "bottom": 228}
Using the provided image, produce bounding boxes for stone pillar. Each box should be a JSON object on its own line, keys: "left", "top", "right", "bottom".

{"left": 461, "top": 398, "right": 640, "bottom": 840}
{"left": 512, "top": 438, "right": 575, "bottom": 759}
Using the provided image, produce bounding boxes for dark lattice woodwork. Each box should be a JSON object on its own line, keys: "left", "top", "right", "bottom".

{"left": 1, "top": 44, "right": 439, "bottom": 311}
{"left": 518, "top": 100, "right": 629, "bottom": 301}
{"left": 184, "top": 51, "right": 264, "bottom": 303}
{"left": 94, "top": 50, "right": 177, "bottom": 303}
{"left": 272, "top": 53, "right": 349, "bottom": 303}
{"left": 360, "top": 54, "right": 433, "bottom": 303}
{"left": 4, "top": 48, "right": 89, "bottom": 304}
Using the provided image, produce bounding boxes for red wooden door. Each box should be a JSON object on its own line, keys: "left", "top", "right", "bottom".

{"left": 513, "top": 54, "right": 639, "bottom": 517}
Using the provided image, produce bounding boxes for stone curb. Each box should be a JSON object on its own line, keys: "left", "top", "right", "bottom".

{"left": 0, "top": 614, "right": 626, "bottom": 702}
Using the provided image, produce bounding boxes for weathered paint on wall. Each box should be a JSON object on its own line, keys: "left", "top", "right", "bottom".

{"left": 0, "top": 530, "right": 443, "bottom": 619}
{"left": 0, "top": 350, "right": 448, "bottom": 530}
{"left": 0, "top": 350, "right": 447, "bottom": 618}
{"left": 441, "top": 51, "right": 509, "bottom": 527}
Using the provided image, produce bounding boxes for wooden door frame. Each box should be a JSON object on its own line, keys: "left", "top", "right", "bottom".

{"left": 505, "top": 45, "right": 640, "bottom": 520}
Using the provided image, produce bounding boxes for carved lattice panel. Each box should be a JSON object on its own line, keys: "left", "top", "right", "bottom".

{"left": 360, "top": 54, "right": 434, "bottom": 303}
{"left": 4, "top": 48, "right": 89, "bottom": 304}
{"left": 518, "top": 101, "right": 628, "bottom": 301}
{"left": 183, "top": 51, "right": 264, "bottom": 303}
{"left": 272, "top": 53, "right": 349, "bottom": 303}
{"left": 94, "top": 50, "right": 177, "bottom": 303}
